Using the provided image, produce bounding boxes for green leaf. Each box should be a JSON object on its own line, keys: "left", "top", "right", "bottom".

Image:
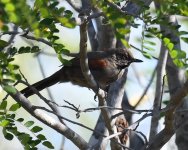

{"left": 40, "top": 8, "right": 50, "bottom": 17}
{"left": 9, "top": 103, "right": 20, "bottom": 111}
{"left": 6, "top": 126, "right": 18, "bottom": 135}
{"left": 120, "top": 39, "right": 130, "bottom": 48}
{"left": 29, "top": 139, "right": 41, "bottom": 147}
{"left": 31, "top": 46, "right": 40, "bottom": 53}
{"left": 142, "top": 51, "right": 152, "bottom": 59}
{"left": 7, "top": 113, "right": 15, "bottom": 119}
{"left": 42, "top": 141, "right": 54, "bottom": 149}
{"left": 160, "top": 111, "right": 165, "bottom": 118}
{"left": 179, "top": 31, "right": 188, "bottom": 35}
{"left": 0, "top": 40, "right": 9, "bottom": 48}
{"left": 18, "top": 133, "right": 31, "bottom": 144}
{"left": 3, "top": 85, "right": 17, "bottom": 94}
{"left": 1, "top": 25, "right": 9, "bottom": 32}
{"left": 64, "top": 10, "right": 73, "bottom": 18}
{"left": 53, "top": 43, "right": 65, "bottom": 53}
{"left": 37, "top": 134, "right": 46, "bottom": 140}
{"left": 24, "top": 121, "right": 34, "bottom": 127}
{"left": 163, "top": 100, "right": 169, "bottom": 105}
{"left": 31, "top": 126, "right": 43, "bottom": 133}
{"left": 143, "top": 40, "right": 156, "bottom": 46}
{"left": 5, "top": 3, "right": 15, "bottom": 11}
{"left": 17, "top": 118, "right": 24, "bottom": 122}
{"left": 15, "top": 74, "right": 22, "bottom": 80}
{"left": 118, "top": 28, "right": 130, "bottom": 35}
{"left": 0, "top": 101, "right": 7, "bottom": 110}
{"left": 163, "top": 37, "right": 170, "bottom": 45}
{"left": 0, "top": 120, "right": 10, "bottom": 127}
{"left": 167, "top": 43, "right": 174, "bottom": 51}
{"left": 143, "top": 45, "right": 155, "bottom": 51}
{"left": 170, "top": 49, "right": 186, "bottom": 59}
{"left": 4, "top": 132, "right": 14, "bottom": 140}
{"left": 181, "top": 37, "right": 188, "bottom": 43}
{"left": 173, "top": 59, "right": 184, "bottom": 67}
{"left": 144, "top": 33, "right": 154, "bottom": 38}
{"left": 40, "top": 18, "right": 54, "bottom": 26}
{"left": 49, "top": 1, "right": 59, "bottom": 8}
{"left": 58, "top": 17, "right": 76, "bottom": 28}
{"left": 0, "top": 116, "right": 5, "bottom": 121}
{"left": 18, "top": 46, "right": 31, "bottom": 54}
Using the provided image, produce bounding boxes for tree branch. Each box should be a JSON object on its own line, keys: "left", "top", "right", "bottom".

{"left": 145, "top": 79, "right": 188, "bottom": 149}
{"left": 149, "top": 45, "right": 168, "bottom": 140}
{"left": 66, "top": 0, "right": 81, "bottom": 12}
{"left": 9, "top": 89, "right": 90, "bottom": 150}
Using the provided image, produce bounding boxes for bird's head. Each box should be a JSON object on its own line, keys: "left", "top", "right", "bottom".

{"left": 114, "top": 48, "right": 143, "bottom": 69}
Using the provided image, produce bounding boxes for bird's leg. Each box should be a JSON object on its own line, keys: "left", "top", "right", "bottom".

{"left": 94, "top": 81, "right": 101, "bottom": 101}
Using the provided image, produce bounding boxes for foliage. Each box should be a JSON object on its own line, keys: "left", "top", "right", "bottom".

{"left": 0, "top": 100, "right": 54, "bottom": 149}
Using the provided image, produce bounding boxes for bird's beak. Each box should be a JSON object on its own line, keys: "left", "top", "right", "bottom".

{"left": 132, "top": 58, "right": 143, "bottom": 63}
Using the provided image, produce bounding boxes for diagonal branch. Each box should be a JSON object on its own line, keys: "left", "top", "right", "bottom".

{"left": 9, "top": 89, "right": 90, "bottom": 149}
{"left": 66, "top": 0, "right": 81, "bottom": 12}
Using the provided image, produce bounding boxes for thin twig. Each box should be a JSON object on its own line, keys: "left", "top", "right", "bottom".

{"left": 130, "top": 44, "right": 158, "bottom": 60}
{"left": 66, "top": 0, "right": 81, "bottom": 12}
{"left": 33, "top": 105, "right": 105, "bottom": 137}
{"left": 105, "top": 0, "right": 142, "bottom": 19}
{"left": 134, "top": 67, "right": 157, "bottom": 108}
{"left": 21, "top": 34, "right": 52, "bottom": 46}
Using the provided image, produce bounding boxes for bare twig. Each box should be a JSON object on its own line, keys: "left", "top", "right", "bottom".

{"left": 134, "top": 67, "right": 157, "bottom": 108}
{"left": 35, "top": 52, "right": 66, "bottom": 147}
{"left": 33, "top": 105, "right": 105, "bottom": 137}
{"left": 105, "top": 0, "right": 142, "bottom": 19}
{"left": 21, "top": 34, "right": 52, "bottom": 46}
{"left": 130, "top": 44, "right": 158, "bottom": 60}
{"left": 66, "top": 0, "right": 81, "bottom": 12}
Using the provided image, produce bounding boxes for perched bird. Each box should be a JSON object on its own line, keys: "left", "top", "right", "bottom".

{"left": 21, "top": 48, "right": 142, "bottom": 97}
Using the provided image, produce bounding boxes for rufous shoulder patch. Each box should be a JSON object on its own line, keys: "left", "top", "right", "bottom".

{"left": 89, "top": 59, "right": 108, "bottom": 69}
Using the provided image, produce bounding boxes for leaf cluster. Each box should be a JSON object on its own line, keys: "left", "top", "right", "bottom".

{"left": 0, "top": 100, "right": 54, "bottom": 149}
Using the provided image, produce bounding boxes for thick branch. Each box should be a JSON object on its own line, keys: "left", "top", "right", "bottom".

{"left": 145, "top": 80, "right": 188, "bottom": 149}
{"left": 9, "top": 90, "right": 90, "bottom": 150}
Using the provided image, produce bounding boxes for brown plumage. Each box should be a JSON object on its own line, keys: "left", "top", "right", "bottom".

{"left": 21, "top": 48, "right": 142, "bottom": 97}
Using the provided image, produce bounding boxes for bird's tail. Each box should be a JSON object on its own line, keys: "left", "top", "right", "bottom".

{"left": 21, "top": 68, "right": 66, "bottom": 97}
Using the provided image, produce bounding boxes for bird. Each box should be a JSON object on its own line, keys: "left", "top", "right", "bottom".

{"left": 21, "top": 48, "right": 142, "bottom": 97}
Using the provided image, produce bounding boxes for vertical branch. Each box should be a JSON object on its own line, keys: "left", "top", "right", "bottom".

{"left": 79, "top": 16, "right": 98, "bottom": 89}
{"left": 149, "top": 44, "right": 168, "bottom": 140}
{"left": 146, "top": 3, "right": 186, "bottom": 149}
{"left": 92, "top": 7, "right": 116, "bottom": 51}
{"left": 88, "top": 20, "right": 98, "bottom": 51}
{"left": 79, "top": 14, "right": 124, "bottom": 149}
{"left": 165, "top": 16, "right": 187, "bottom": 150}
